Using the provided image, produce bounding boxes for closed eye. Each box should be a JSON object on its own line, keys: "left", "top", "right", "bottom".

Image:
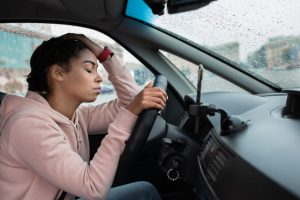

{"left": 83, "top": 60, "right": 97, "bottom": 74}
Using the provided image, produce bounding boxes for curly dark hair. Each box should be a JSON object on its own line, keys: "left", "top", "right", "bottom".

{"left": 27, "top": 35, "right": 88, "bottom": 93}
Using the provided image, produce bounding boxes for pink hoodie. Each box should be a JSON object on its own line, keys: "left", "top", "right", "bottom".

{"left": 0, "top": 56, "right": 139, "bottom": 200}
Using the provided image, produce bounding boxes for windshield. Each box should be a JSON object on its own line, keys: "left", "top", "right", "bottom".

{"left": 126, "top": 0, "right": 300, "bottom": 89}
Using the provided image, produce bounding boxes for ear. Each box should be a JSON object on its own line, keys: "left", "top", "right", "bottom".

{"left": 49, "top": 64, "right": 65, "bottom": 81}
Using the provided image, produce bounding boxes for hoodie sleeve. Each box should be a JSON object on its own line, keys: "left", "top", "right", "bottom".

{"left": 7, "top": 110, "right": 136, "bottom": 200}
{"left": 79, "top": 56, "right": 140, "bottom": 134}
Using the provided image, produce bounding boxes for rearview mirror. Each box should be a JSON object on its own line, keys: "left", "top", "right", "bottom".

{"left": 144, "top": 0, "right": 216, "bottom": 15}
{"left": 167, "top": 0, "right": 216, "bottom": 14}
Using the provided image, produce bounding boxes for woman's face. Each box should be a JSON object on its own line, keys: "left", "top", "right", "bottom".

{"left": 60, "top": 48, "right": 102, "bottom": 103}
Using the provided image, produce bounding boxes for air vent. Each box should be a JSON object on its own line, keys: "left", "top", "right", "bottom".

{"left": 200, "top": 135, "right": 232, "bottom": 184}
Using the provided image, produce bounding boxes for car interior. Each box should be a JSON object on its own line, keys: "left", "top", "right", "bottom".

{"left": 1, "top": 0, "right": 300, "bottom": 200}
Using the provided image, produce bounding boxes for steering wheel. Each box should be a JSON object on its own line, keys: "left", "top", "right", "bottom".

{"left": 120, "top": 75, "right": 168, "bottom": 165}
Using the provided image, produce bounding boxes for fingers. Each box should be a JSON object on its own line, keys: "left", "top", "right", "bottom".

{"left": 142, "top": 89, "right": 167, "bottom": 105}
{"left": 142, "top": 86, "right": 168, "bottom": 103}
{"left": 126, "top": 80, "right": 168, "bottom": 115}
{"left": 130, "top": 95, "right": 165, "bottom": 115}
{"left": 156, "top": 87, "right": 168, "bottom": 101}
{"left": 144, "top": 81, "right": 153, "bottom": 88}
{"left": 60, "top": 33, "right": 102, "bottom": 56}
{"left": 142, "top": 96, "right": 166, "bottom": 110}
{"left": 131, "top": 88, "right": 168, "bottom": 115}
{"left": 61, "top": 33, "right": 85, "bottom": 40}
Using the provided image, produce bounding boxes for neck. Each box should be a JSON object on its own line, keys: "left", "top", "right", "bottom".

{"left": 46, "top": 92, "right": 80, "bottom": 120}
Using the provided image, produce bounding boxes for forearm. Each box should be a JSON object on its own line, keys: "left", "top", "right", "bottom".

{"left": 10, "top": 110, "right": 136, "bottom": 200}
{"left": 102, "top": 55, "right": 139, "bottom": 107}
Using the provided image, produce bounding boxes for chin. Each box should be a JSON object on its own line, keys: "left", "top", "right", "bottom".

{"left": 81, "top": 96, "right": 97, "bottom": 103}
{"left": 86, "top": 98, "right": 97, "bottom": 102}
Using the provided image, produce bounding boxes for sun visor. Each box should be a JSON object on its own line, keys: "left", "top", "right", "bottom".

{"left": 61, "top": 0, "right": 124, "bottom": 20}
{"left": 103, "top": 0, "right": 124, "bottom": 19}
{"left": 0, "top": 0, "right": 125, "bottom": 30}
{"left": 61, "top": 0, "right": 106, "bottom": 20}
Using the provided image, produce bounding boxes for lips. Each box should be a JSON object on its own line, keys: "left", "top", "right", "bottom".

{"left": 93, "top": 87, "right": 101, "bottom": 92}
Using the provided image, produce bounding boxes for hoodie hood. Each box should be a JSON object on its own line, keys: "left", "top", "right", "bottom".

{"left": 0, "top": 91, "right": 77, "bottom": 133}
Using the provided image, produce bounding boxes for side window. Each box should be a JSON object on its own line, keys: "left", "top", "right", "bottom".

{"left": 0, "top": 23, "right": 154, "bottom": 104}
{"left": 159, "top": 50, "right": 247, "bottom": 93}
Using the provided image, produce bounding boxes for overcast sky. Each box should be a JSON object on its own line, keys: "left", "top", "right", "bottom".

{"left": 152, "top": 0, "right": 300, "bottom": 61}
{"left": 51, "top": 0, "right": 300, "bottom": 63}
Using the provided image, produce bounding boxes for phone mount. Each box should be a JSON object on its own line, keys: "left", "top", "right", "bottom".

{"left": 187, "top": 65, "right": 247, "bottom": 141}
{"left": 189, "top": 104, "right": 247, "bottom": 136}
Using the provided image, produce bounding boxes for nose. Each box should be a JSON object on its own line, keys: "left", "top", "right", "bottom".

{"left": 95, "top": 72, "right": 103, "bottom": 83}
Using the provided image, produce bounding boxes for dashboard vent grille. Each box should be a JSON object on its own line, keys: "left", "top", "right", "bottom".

{"left": 200, "top": 135, "right": 232, "bottom": 185}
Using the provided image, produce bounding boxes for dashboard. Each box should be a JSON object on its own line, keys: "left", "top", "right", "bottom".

{"left": 197, "top": 92, "right": 300, "bottom": 200}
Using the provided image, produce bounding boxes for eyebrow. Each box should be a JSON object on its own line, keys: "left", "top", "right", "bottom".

{"left": 83, "top": 60, "right": 98, "bottom": 68}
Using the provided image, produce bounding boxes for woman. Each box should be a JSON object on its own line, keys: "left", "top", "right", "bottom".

{"left": 0, "top": 34, "right": 167, "bottom": 199}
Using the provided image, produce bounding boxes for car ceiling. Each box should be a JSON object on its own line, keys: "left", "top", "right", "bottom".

{"left": 0, "top": 0, "right": 125, "bottom": 31}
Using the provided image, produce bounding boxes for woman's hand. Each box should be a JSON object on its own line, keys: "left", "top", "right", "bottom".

{"left": 126, "top": 81, "right": 168, "bottom": 116}
{"left": 62, "top": 33, "right": 103, "bottom": 57}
